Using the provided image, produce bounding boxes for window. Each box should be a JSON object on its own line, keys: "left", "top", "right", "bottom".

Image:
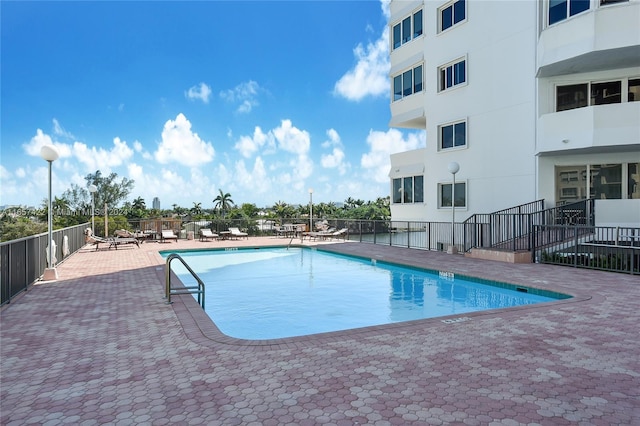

{"left": 392, "top": 24, "right": 402, "bottom": 50}
{"left": 413, "top": 65, "right": 423, "bottom": 93}
{"left": 439, "top": 59, "right": 466, "bottom": 91}
{"left": 549, "top": 0, "right": 590, "bottom": 25}
{"left": 557, "top": 84, "right": 588, "bottom": 111}
{"left": 393, "top": 64, "right": 424, "bottom": 101}
{"left": 556, "top": 79, "right": 638, "bottom": 111}
{"left": 591, "top": 81, "right": 621, "bottom": 105}
{"left": 392, "top": 176, "right": 424, "bottom": 204}
{"left": 629, "top": 79, "right": 640, "bottom": 102}
{"left": 402, "top": 16, "right": 411, "bottom": 44}
{"left": 439, "top": 120, "right": 466, "bottom": 150}
{"left": 439, "top": 0, "right": 466, "bottom": 32}
{"left": 439, "top": 182, "right": 466, "bottom": 208}
{"left": 391, "top": 8, "right": 424, "bottom": 51}
{"left": 591, "top": 164, "right": 622, "bottom": 199}
{"left": 393, "top": 178, "right": 402, "bottom": 203}
{"left": 555, "top": 163, "right": 639, "bottom": 202}
{"left": 413, "top": 10, "right": 423, "bottom": 38}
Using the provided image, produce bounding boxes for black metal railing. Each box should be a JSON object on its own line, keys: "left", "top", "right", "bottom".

{"left": 1, "top": 222, "right": 90, "bottom": 305}
{"left": 534, "top": 224, "right": 639, "bottom": 274}
{"left": 461, "top": 199, "right": 595, "bottom": 253}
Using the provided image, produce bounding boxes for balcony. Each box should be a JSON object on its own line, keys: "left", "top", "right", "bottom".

{"left": 537, "top": 1, "right": 640, "bottom": 77}
{"left": 389, "top": 91, "right": 425, "bottom": 129}
{"left": 537, "top": 102, "right": 640, "bottom": 154}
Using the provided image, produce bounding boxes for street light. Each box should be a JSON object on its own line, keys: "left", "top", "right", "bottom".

{"left": 40, "top": 144, "right": 59, "bottom": 280}
{"left": 308, "top": 188, "right": 314, "bottom": 233}
{"left": 447, "top": 161, "right": 460, "bottom": 254}
{"left": 88, "top": 184, "right": 97, "bottom": 235}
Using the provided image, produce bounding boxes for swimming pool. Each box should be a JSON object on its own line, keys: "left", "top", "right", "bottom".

{"left": 162, "top": 247, "right": 565, "bottom": 340}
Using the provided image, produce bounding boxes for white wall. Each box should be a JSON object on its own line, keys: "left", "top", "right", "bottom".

{"left": 420, "top": 0, "right": 538, "bottom": 222}
{"left": 595, "top": 199, "right": 640, "bottom": 227}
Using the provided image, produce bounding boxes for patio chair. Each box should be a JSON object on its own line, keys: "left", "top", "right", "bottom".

{"left": 85, "top": 228, "right": 139, "bottom": 250}
{"left": 161, "top": 230, "right": 178, "bottom": 243}
{"left": 115, "top": 229, "right": 146, "bottom": 244}
{"left": 228, "top": 227, "right": 249, "bottom": 239}
{"left": 200, "top": 228, "right": 219, "bottom": 241}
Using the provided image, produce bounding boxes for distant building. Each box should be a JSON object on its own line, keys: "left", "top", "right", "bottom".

{"left": 388, "top": 0, "right": 639, "bottom": 227}
{"left": 152, "top": 197, "right": 160, "bottom": 210}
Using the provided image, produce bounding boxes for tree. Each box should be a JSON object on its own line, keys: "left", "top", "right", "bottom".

{"left": 213, "top": 189, "right": 234, "bottom": 217}
{"left": 239, "top": 203, "right": 259, "bottom": 218}
{"left": 190, "top": 202, "right": 203, "bottom": 216}
{"left": 132, "top": 196, "right": 146, "bottom": 211}
{"left": 273, "top": 201, "right": 295, "bottom": 219}
{"left": 85, "top": 170, "right": 135, "bottom": 209}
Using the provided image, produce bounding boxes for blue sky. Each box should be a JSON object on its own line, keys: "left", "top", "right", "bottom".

{"left": 1, "top": 0, "right": 424, "bottom": 210}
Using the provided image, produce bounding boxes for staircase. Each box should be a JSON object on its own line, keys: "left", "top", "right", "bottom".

{"left": 462, "top": 199, "right": 595, "bottom": 263}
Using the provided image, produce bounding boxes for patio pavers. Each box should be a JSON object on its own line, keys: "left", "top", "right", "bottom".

{"left": 1, "top": 237, "right": 639, "bottom": 425}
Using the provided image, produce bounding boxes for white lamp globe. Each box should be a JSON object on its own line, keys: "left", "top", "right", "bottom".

{"left": 448, "top": 161, "right": 460, "bottom": 175}
{"left": 40, "top": 145, "right": 59, "bottom": 162}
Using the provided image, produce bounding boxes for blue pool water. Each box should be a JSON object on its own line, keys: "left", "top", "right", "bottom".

{"left": 163, "top": 247, "right": 563, "bottom": 340}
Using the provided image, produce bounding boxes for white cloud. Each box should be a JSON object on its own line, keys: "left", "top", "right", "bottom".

{"left": 220, "top": 80, "right": 261, "bottom": 113}
{"left": 234, "top": 157, "right": 271, "bottom": 195}
{"left": 320, "top": 129, "right": 349, "bottom": 175}
{"left": 234, "top": 126, "right": 275, "bottom": 158}
{"left": 185, "top": 82, "right": 212, "bottom": 103}
{"left": 361, "top": 128, "right": 425, "bottom": 183}
{"left": 23, "top": 129, "right": 73, "bottom": 159}
{"left": 154, "top": 113, "right": 215, "bottom": 167}
{"left": 73, "top": 137, "right": 134, "bottom": 172}
{"left": 333, "top": 11, "right": 390, "bottom": 101}
{"left": 273, "top": 119, "right": 310, "bottom": 155}
{"left": 52, "top": 118, "right": 74, "bottom": 139}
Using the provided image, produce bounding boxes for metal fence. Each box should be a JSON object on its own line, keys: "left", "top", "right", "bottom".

{"left": 533, "top": 224, "right": 640, "bottom": 274}
{"left": 1, "top": 222, "right": 89, "bottom": 305}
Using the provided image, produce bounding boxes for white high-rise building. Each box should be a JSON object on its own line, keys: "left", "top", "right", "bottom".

{"left": 388, "top": 0, "right": 640, "bottom": 227}
{"left": 152, "top": 197, "right": 160, "bottom": 210}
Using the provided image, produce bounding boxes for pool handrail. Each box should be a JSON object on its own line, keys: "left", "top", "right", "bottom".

{"left": 165, "top": 253, "right": 205, "bottom": 309}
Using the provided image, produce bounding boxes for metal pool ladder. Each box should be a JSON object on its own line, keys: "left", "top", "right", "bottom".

{"left": 165, "top": 253, "right": 205, "bottom": 309}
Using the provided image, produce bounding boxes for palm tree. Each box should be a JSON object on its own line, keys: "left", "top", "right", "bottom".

{"left": 213, "top": 189, "right": 234, "bottom": 218}
{"left": 132, "top": 196, "right": 146, "bottom": 211}
{"left": 190, "top": 202, "right": 203, "bottom": 216}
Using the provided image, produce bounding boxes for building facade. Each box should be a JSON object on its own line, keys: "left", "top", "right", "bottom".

{"left": 388, "top": 0, "right": 640, "bottom": 227}
{"left": 152, "top": 197, "right": 160, "bottom": 210}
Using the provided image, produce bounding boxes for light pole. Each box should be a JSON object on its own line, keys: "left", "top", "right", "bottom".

{"left": 447, "top": 161, "right": 460, "bottom": 254}
{"left": 88, "top": 184, "right": 97, "bottom": 236}
{"left": 308, "top": 188, "right": 314, "bottom": 233}
{"left": 40, "top": 144, "right": 59, "bottom": 280}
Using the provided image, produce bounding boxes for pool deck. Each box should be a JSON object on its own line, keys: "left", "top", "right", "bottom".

{"left": 1, "top": 237, "right": 639, "bottom": 425}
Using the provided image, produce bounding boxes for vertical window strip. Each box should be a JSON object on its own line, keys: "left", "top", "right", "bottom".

{"left": 413, "top": 10, "right": 423, "bottom": 38}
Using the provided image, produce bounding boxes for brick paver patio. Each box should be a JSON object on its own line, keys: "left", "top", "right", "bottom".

{"left": 1, "top": 237, "right": 638, "bottom": 425}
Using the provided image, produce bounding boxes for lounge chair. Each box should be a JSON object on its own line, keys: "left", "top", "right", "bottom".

{"left": 329, "top": 228, "right": 349, "bottom": 240}
{"left": 115, "top": 229, "right": 146, "bottom": 243}
{"left": 161, "top": 230, "right": 178, "bottom": 243}
{"left": 85, "top": 228, "right": 139, "bottom": 250}
{"left": 303, "top": 227, "right": 335, "bottom": 241}
{"left": 200, "top": 228, "right": 219, "bottom": 241}
{"left": 228, "top": 227, "right": 248, "bottom": 239}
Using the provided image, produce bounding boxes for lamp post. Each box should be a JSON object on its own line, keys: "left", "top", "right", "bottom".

{"left": 447, "top": 161, "right": 460, "bottom": 254}
{"left": 40, "top": 144, "right": 59, "bottom": 280}
{"left": 88, "top": 184, "right": 97, "bottom": 236}
{"left": 308, "top": 188, "right": 314, "bottom": 233}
